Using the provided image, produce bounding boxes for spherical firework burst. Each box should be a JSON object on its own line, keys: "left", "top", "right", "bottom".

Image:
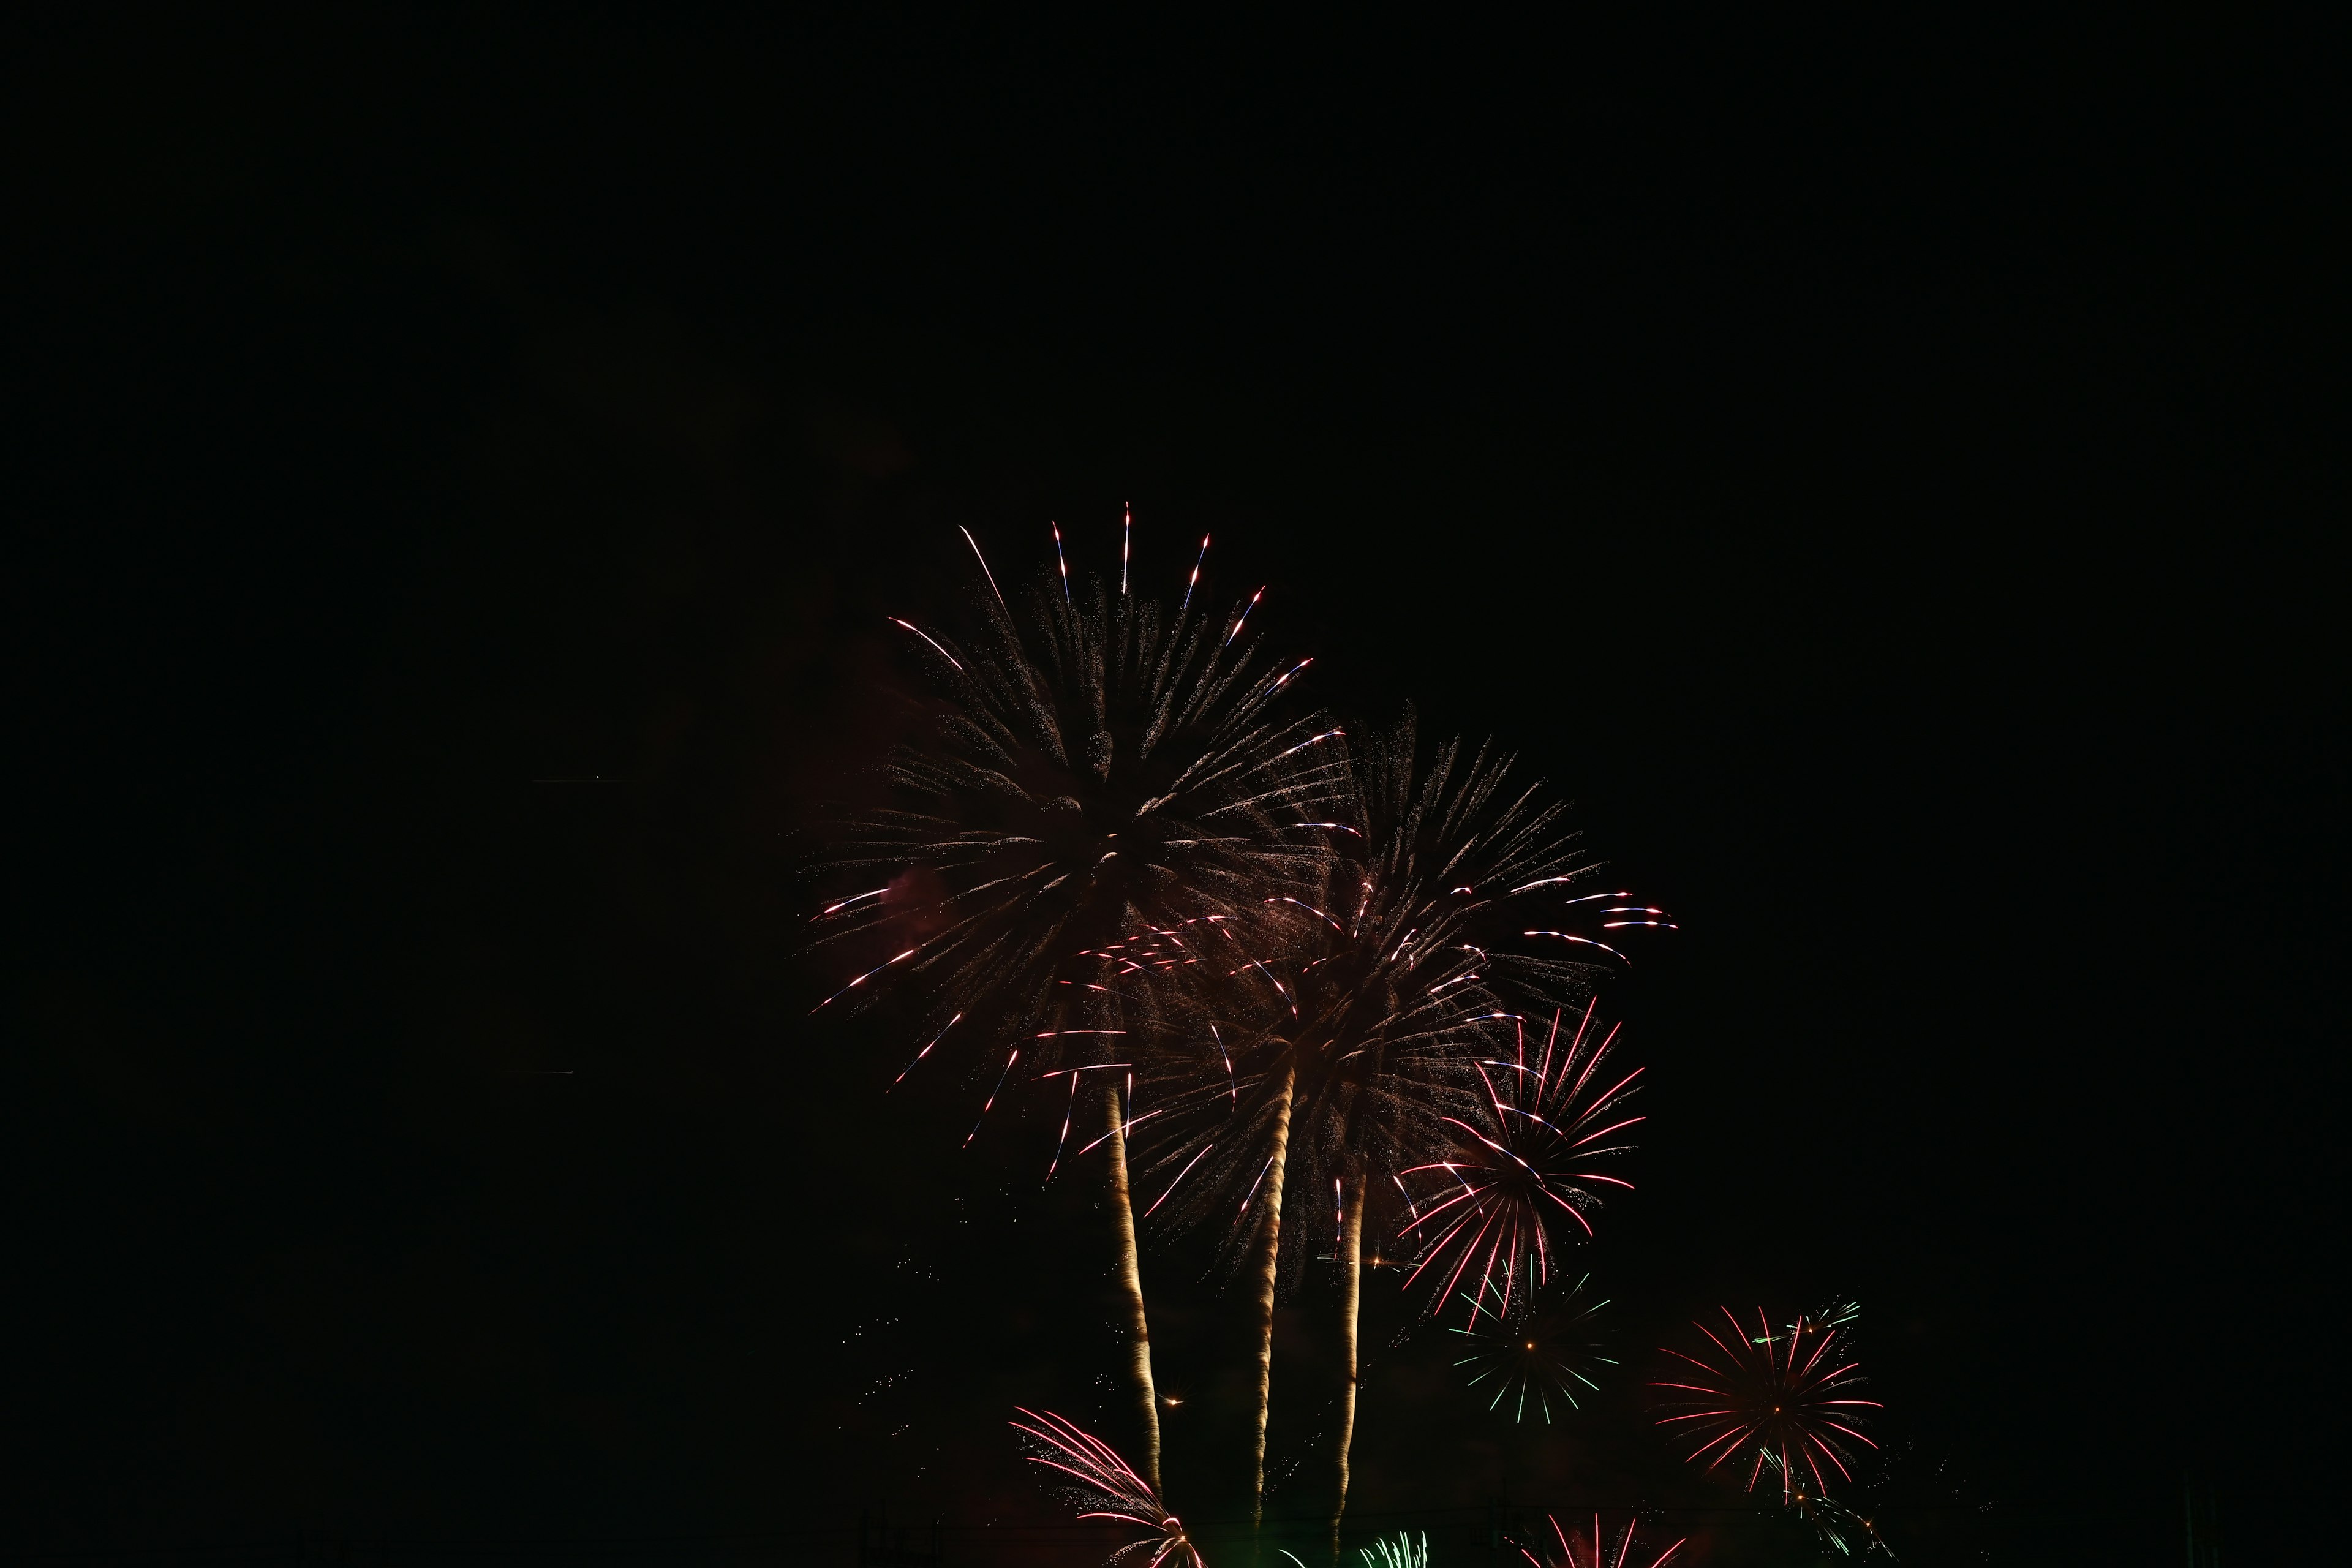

{"left": 1011, "top": 1407, "right": 1207, "bottom": 1568}
{"left": 1450, "top": 1270, "right": 1616, "bottom": 1423}
{"left": 812, "top": 522, "right": 1346, "bottom": 1137}
{"left": 1653, "top": 1306, "right": 1882, "bottom": 1502}
{"left": 1395, "top": 998, "right": 1642, "bottom": 1323}
{"left": 1510, "top": 1514, "right": 1686, "bottom": 1568}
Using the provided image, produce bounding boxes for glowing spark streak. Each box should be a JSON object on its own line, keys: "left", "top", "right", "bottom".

{"left": 1121, "top": 503, "right": 1130, "bottom": 595}
{"left": 958, "top": 526, "right": 1009, "bottom": 617}
{"left": 1224, "top": 585, "right": 1265, "bottom": 647}
{"left": 1077, "top": 1106, "right": 1167, "bottom": 1156}
{"left": 1522, "top": 931, "right": 1633, "bottom": 965}
{"left": 1292, "top": 821, "right": 1365, "bottom": 836}
{"left": 812, "top": 948, "right": 918, "bottom": 1011}
{"left": 1271, "top": 727, "right": 1344, "bottom": 761}
{"left": 1052, "top": 521, "right": 1071, "bottom": 603}
{"left": 886, "top": 617, "right": 962, "bottom": 670}
{"left": 963, "top": 1048, "right": 1019, "bottom": 1147}
{"left": 1144, "top": 1144, "right": 1214, "bottom": 1218}
{"left": 1211, "top": 1023, "right": 1236, "bottom": 1104}
{"left": 1044, "top": 1072, "right": 1080, "bottom": 1183}
{"left": 1182, "top": 533, "right": 1209, "bottom": 609}
{"left": 1602, "top": 921, "right": 1679, "bottom": 930}
{"left": 817, "top": 887, "right": 887, "bottom": 918}
{"left": 889, "top": 1012, "right": 962, "bottom": 1088}
{"left": 1237, "top": 1153, "right": 1276, "bottom": 1218}
{"left": 1266, "top": 895, "right": 1344, "bottom": 931}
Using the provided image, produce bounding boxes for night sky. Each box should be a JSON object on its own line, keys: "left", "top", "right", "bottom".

{"left": 8, "top": 13, "right": 2338, "bottom": 1566}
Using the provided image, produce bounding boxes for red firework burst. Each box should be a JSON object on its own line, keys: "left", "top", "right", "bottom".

{"left": 1653, "top": 1306, "right": 1882, "bottom": 1501}
{"left": 1395, "top": 1000, "right": 1642, "bottom": 1324}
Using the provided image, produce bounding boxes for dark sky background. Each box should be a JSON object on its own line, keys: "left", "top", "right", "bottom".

{"left": 7, "top": 11, "right": 2339, "bottom": 1566}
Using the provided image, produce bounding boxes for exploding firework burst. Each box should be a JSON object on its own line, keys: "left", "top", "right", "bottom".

{"left": 1653, "top": 1305, "right": 1882, "bottom": 1502}
{"left": 1395, "top": 998, "right": 1643, "bottom": 1323}
{"left": 1011, "top": 1408, "right": 1207, "bottom": 1567}
{"left": 813, "top": 524, "right": 1349, "bottom": 1135}
{"left": 1450, "top": 1270, "right": 1616, "bottom": 1423}
{"left": 1509, "top": 1514, "right": 1686, "bottom": 1568}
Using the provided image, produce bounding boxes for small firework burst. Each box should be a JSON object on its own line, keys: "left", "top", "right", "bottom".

{"left": 1396, "top": 999, "right": 1642, "bottom": 1322}
{"left": 1653, "top": 1305, "right": 1882, "bottom": 1502}
{"left": 1011, "top": 1408, "right": 1206, "bottom": 1567}
{"left": 1510, "top": 1514, "right": 1687, "bottom": 1568}
{"left": 1450, "top": 1270, "right": 1616, "bottom": 1423}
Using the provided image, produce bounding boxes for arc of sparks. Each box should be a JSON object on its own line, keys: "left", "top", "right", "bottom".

{"left": 887, "top": 617, "right": 963, "bottom": 671}
{"left": 1182, "top": 533, "right": 1209, "bottom": 609}
{"left": 958, "top": 525, "right": 1009, "bottom": 617}
{"left": 1052, "top": 521, "right": 1071, "bottom": 603}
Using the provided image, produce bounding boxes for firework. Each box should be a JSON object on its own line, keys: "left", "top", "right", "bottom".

{"left": 1353, "top": 1533, "right": 1428, "bottom": 1568}
{"left": 1510, "top": 1515, "right": 1686, "bottom": 1568}
{"left": 1653, "top": 1305, "right": 1882, "bottom": 1503}
{"left": 1450, "top": 1270, "right": 1616, "bottom": 1423}
{"left": 1011, "top": 1408, "right": 1207, "bottom": 1567}
{"left": 1768, "top": 1453, "right": 1893, "bottom": 1558}
{"left": 1123, "top": 714, "right": 1660, "bottom": 1540}
{"left": 1396, "top": 999, "right": 1643, "bottom": 1324}
{"left": 815, "top": 519, "right": 1346, "bottom": 1118}
{"left": 821, "top": 519, "right": 1346, "bottom": 1490}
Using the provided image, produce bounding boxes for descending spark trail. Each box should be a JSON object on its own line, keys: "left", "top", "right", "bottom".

{"left": 890, "top": 1013, "right": 962, "bottom": 1088}
{"left": 959, "top": 525, "right": 1009, "bottom": 617}
{"left": 1226, "top": 585, "right": 1265, "bottom": 646}
{"left": 1010, "top": 1409, "right": 1204, "bottom": 1568}
{"left": 964, "top": 1048, "right": 1019, "bottom": 1147}
{"left": 1052, "top": 521, "right": 1071, "bottom": 602}
{"left": 887, "top": 617, "right": 963, "bottom": 670}
{"left": 1182, "top": 533, "right": 1209, "bottom": 609}
{"left": 1121, "top": 503, "right": 1131, "bottom": 595}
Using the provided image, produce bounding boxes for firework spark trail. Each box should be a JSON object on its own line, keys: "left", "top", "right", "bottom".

{"left": 886, "top": 616, "right": 963, "bottom": 670}
{"left": 1182, "top": 533, "right": 1208, "bottom": 609}
{"left": 1121, "top": 503, "right": 1131, "bottom": 595}
{"left": 959, "top": 525, "right": 1010, "bottom": 617}
{"left": 1653, "top": 1305, "right": 1883, "bottom": 1507}
{"left": 1225, "top": 585, "right": 1265, "bottom": 647}
{"left": 890, "top": 1013, "right": 962, "bottom": 1089}
{"left": 1010, "top": 1409, "right": 1205, "bottom": 1568}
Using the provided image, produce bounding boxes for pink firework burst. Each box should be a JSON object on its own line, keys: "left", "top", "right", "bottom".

{"left": 1652, "top": 1306, "right": 1883, "bottom": 1503}
{"left": 1010, "top": 1408, "right": 1207, "bottom": 1567}
{"left": 1395, "top": 1000, "right": 1642, "bottom": 1324}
